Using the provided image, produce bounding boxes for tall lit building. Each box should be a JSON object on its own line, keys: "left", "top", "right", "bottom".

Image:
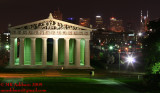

{"left": 79, "top": 18, "right": 90, "bottom": 27}
{"left": 110, "top": 17, "right": 124, "bottom": 32}
{"left": 0, "top": 32, "right": 10, "bottom": 50}
{"left": 140, "top": 10, "right": 149, "bottom": 32}
{"left": 95, "top": 15, "right": 103, "bottom": 28}
{"left": 53, "top": 9, "right": 63, "bottom": 20}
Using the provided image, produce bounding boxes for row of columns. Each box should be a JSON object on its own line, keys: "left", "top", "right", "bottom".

{"left": 9, "top": 37, "right": 90, "bottom": 67}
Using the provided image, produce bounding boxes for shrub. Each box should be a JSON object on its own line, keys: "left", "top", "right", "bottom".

{"left": 152, "top": 62, "right": 160, "bottom": 74}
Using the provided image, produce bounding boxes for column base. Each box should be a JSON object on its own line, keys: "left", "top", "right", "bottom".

{"left": 6, "top": 65, "right": 94, "bottom": 69}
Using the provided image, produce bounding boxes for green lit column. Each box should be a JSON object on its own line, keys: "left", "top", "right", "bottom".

{"left": 19, "top": 38, "right": 24, "bottom": 66}
{"left": 10, "top": 37, "right": 15, "bottom": 66}
{"left": 85, "top": 39, "right": 90, "bottom": 67}
{"left": 53, "top": 38, "right": 58, "bottom": 66}
{"left": 31, "top": 38, "right": 36, "bottom": 65}
{"left": 75, "top": 38, "right": 81, "bottom": 67}
{"left": 42, "top": 38, "right": 47, "bottom": 66}
{"left": 64, "top": 38, "right": 70, "bottom": 66}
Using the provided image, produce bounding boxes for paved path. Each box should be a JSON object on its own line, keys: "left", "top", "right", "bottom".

{"left": 93, "top": 78, "right": 140, "bottom": 93}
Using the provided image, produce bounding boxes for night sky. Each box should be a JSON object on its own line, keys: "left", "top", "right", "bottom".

{"left": 0, "top": 0, "right": 160, "bottom": 32}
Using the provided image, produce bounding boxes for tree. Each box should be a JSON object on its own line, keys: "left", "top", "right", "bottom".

{"left": 152, "top": 62, "right": 160, "bottom": 74}
{"left": 143, "top": 18, "right": 160, "bottom": 74}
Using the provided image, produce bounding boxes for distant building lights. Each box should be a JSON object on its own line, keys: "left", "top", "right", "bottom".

{"left": 138, "top": 32, "right": 142, "bottom": 36}
{"left": 67, "top": 17, "right": 74, "bottom": 21}
{"left": 110, "top": 17, "right": 116, "bottom": 20}
{"left": 96, "top": 16, "right": 101, "bottom": 18}
{"left": 109, "top": 46, "right": 113, "bottom": 50}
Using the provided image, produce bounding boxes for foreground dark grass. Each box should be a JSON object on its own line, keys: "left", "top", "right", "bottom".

{"left": 23, "top": 77, "right": 128, "bottom": 93}
{"left": 0, "top": 78, "right": 3, "bottom": 81}
{"left": 114, "top": 77, "right": 160, "bottom": 93}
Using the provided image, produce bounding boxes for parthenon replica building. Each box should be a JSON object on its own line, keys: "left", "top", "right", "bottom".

{"left": 8, "top": 13, "right": 92, "bottom": 69}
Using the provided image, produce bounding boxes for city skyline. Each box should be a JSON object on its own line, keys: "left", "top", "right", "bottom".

{"left": 0, "top": 0, "right": 160, "bottom": 32}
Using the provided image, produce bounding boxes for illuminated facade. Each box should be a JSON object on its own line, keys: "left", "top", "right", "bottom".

{"left": 140, "top": 10, "right": 149, "bottom": 32}
{"left": 8, "top": 13, "right": 92, "bottom": 69}
{"left": 110, "top": 17, "right": 124, "bottom": 32}
{"left": 79, "top": 18, "right": 90, "bottom": 28}
{"left": 0, "top": 32, "right": 10, "bottom": 50}
{"left": 95, "top": 16, "right": 103, "bottom": 28}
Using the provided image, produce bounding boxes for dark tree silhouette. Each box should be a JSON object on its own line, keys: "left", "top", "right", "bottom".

{"left": 143, "top": 18, "right": 160, "bottom": 74}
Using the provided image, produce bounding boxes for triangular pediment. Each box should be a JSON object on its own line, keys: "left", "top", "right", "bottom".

{"left": 10, "top": 14, "right": 92, "bottom": 31}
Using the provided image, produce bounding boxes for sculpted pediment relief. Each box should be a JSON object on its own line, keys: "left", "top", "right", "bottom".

{"left": 10, "top": 14, "right": 92, "bottom": 31}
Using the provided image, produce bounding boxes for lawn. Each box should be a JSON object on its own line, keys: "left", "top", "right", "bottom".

{"left": 22, "top": 77, "right": 130, "bottom": 93}
{"left": 114, "top": 77, "right": 160, "bottom": 93}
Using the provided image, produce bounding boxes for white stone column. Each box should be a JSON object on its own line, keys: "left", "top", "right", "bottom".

{"left": 10, "top": 38, "right": 15, "bottom": 66}
{"left": 42, "top": 38, "right": 47, "bottom": 66}
{"left": 85, "top": 39, "right": 90, "bottom": 67}
{"left": 19, "top": 38, "right": 24, "bottom": 66}
{"left": 75, "top": 39, "right": 81, "bottom": 67}
{"left": 31, "top": 38, "right": 36, "bottom": 65}
{"left": 64, "top": 38, "right": 70, "bottom": 66}
{"left": 53, "top": 38, "right": 58, "bottom": 66}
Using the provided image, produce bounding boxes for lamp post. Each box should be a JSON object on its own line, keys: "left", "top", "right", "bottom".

{"left": 109, "top": 46, "right": 113, "bottom": 50}
{"left": 118, "top": 49, "right": 121, "bottom": 75}
{"left": 126, "top": 55, "right": 136, "bottom": 71}
{"left": 126, "top": 56, "right": 135, "bottom": 63}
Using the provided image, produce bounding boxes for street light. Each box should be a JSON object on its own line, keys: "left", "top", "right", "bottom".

{"left": 126, "top": 55, "right": 136, "bottom": 64}
{"left": 138, "top": 32, "right": 142, "bottom": 36}
{"left": 5, "top": 45, "right": 10, "bottom": 50}
{"left": 125, "top": 55, "right": 136, "bottom": 72}
{"left": 118, "top": 49, "right": 121, "bottom": 75}
{"left": 109, "top": 46, "right": 113, "bottom": 50}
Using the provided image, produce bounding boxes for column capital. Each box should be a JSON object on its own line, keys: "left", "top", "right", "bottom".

{"left": 19, "top": 37, "right": 25, "bottom": 39}
{"left": 31, "top": 38, "right": 36, "bottom": 40}
{"left": 75, "top": 38, "right": 81, "bottom": 41}
{"left": 42, "top": 38, "right": 47, "bottom": 40}
{"left": 64, "top": 38, "right": 70, "bottom": 40}
{"left": 53, "top": 38, "right": 59, "bottom": 40}
{"left": 64, "top": 37, "right": 70, "bottom": 39}
{"left": 85, "top": 39, "right": 90, "bottom": 41}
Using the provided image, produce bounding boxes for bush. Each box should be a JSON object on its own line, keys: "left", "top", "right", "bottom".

{"left": 152, "top": 62, "right": 160, "bottom": 74}
{"left": 143, "top": 74, "right": 160, "bottom": 88}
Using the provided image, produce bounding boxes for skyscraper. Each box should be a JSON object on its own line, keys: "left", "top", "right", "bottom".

{"left": 52, "top": 9, "right": 63, "bottom": 20}
{"left": 140, "top": 10, "right": 149, "bottom": 32}
{"left": 110, "top": 17, "right": 124, "bottom": 32}
{"left": 95, "top": 15, "right": 103, "bottom": 28}
{"left": 79, "top": 18, "right": 90, "bottom": 27}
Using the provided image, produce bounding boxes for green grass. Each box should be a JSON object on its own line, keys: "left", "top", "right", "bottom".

{"left": 0, "top": 78, "right": 3, "bottom": 82}
{"left": 114, "top": 77, "right": 160, "bottom": 93}
{"left": 22, "top": 77, "right": 125, "bottom": 93}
